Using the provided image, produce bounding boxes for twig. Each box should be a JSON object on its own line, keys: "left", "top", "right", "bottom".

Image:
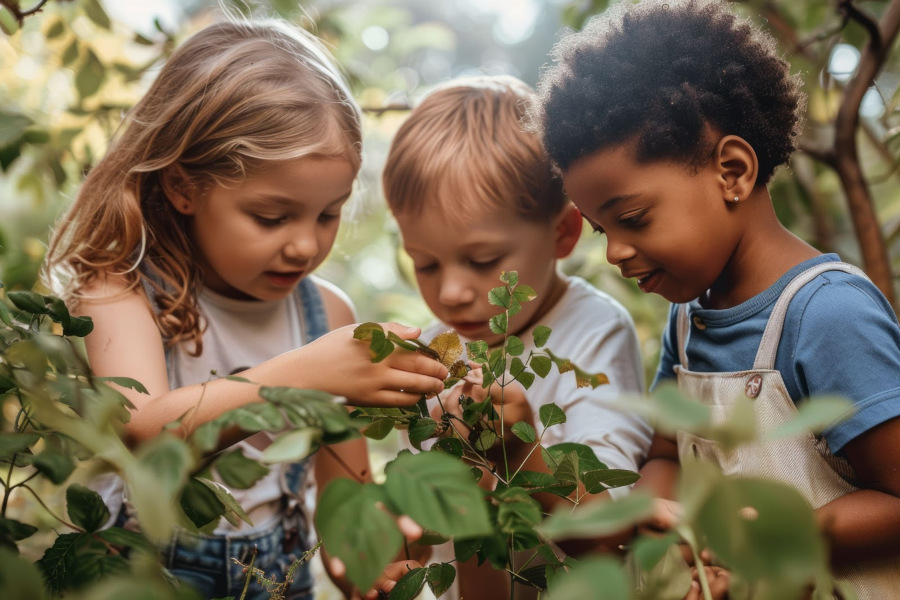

{"left": 321, "top": 445, "right": 365, "bottom": 484}
{"left": 20, "top": 483, "right": 82, "bottom": 532}
{"left": 0, "top": 0, "right": 49, "bottom": 26}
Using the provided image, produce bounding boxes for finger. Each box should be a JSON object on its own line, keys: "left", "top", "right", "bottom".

{"left": 389, "top": 352, "right": 450, "bottom": 382}
{"left": 381, "top": 322, "right": 422, "bottom": 340}
{"left": 707, "top": 567, "right": 731, "bottom": 596}
{"left": 684, "top": 580, "right": 701, "bottom": 600}
{"left": 355, "top": 390, "right": 428, "bottom": 408}
{"left": 396, "top": 515, "right": 423, "bottom": 542}
{"left": 328, "top": 556, "right": 346, "bottom": 578}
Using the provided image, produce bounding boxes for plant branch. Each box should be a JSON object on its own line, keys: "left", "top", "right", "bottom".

{"left": 321, "top": 445, "right": 365, "bottom": 484}
{"left": 0, "top": 0, "right": 50, "bottom": 24}
{"left": 20, "top": 483, "right": 82, "bottom": 532}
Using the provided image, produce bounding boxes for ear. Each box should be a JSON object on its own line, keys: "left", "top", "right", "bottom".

{"left": 160, "top": 164, "right": 197, "bottom": 215}
{"left": 554, "top": 203, "right": 583, "bottom": 259}
{"left": 714, "top": 135, "right": 758, "bottom": 204}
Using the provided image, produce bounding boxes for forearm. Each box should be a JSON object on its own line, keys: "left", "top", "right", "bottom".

{"left": 634, "top": 456, "right": 680, "bottom": 500}
{"left": 816, "top": 489, "right": 900, "bottom": 565}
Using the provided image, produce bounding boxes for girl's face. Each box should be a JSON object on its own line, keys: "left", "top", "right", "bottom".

{"left": 563, "top": 142, "right": 743, "bottom": 304}
{"left": 185, "top": 156, "right": 356, "bottom": 301}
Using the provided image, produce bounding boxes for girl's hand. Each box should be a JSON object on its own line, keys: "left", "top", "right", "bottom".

{"left": 300, "top": 323, "right": 448, "bottom": 407}
{"left": 640, "top": 498, "right": 684, "bottom": 534}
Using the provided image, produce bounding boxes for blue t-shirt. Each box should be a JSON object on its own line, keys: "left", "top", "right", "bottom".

{"left": 653, "top": 254, "right": 900, "bottom": 454}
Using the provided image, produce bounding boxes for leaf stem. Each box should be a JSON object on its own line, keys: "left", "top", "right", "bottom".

{"left": 321, "top": 445, "right": 365, "bottom": 484}
{"left": 20, "top": 483, "right": 82, "bottom": 532}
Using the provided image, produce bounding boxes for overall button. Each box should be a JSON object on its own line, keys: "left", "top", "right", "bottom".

{"left": 745, "top": 373, "right": 763, "bottom": 398}
{"left": 692, "top": 315, "right": 707, "bottom": 330}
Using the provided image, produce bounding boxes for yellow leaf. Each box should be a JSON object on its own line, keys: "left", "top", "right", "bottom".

{"left": 428, "top": 331, "right": 464, "bottom": 369}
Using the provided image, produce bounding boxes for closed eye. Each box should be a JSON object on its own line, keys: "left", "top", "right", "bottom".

{"left": 469, "top": 257, "right": 501, "bottom": 271}
{"left": 318, "top": 212, "right": 341, "bottom": 224}
{"left": 619, "top": 210, "right": 648, "bottom": 228}
{"left": 254, "top": 215, "right": 288, "bottom": 227}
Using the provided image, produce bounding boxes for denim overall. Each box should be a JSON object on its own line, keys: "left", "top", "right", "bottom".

{"left": 146, "top": 277, "right": 329, "bottom": 600}
{"left": 673, "top": 262, "right": 900, "bottom": 597}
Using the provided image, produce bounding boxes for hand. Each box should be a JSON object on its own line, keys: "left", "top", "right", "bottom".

{"left": 683, "top": 565, "right": 730, "bottom": 600}
{"left": 299, "top": 323, "right": 448, "bottom": 407}
{"left": 639, "top": 498, "right": 683, "bottom": 534}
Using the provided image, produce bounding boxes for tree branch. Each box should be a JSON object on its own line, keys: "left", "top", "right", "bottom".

{"left": 0, "top": 0, "right": 50, "bottom": 24}
{"left": 833, "top": 0, "right": 900, "bottom": 306}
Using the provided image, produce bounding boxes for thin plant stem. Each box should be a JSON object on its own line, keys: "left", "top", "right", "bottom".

{"left": 20, "top": 484, "right": 81, "bottom": 532}
{"left": 689, "top": 541, "right": 713, "bottom": 600}
{"left": 321, "top": 445, "right": 365, "bottom": 484}
{"left": 238, "top": 546, "right": 258, "bottom": 600}
{"left": 1, "top": 458, "right": 14, "bottom": 517}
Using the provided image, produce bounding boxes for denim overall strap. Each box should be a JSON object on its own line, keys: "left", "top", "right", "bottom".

{"left": 752, "top": 262, "right": 867, "bottom": 370}
{"left": 295, "top": 277, "right": 330, "bottom": 343}
{"left": 282, "top": 277, "right": 331, "bottom": 499}
{"left": 675, "top": 303, "right": 690, "bottom": 369}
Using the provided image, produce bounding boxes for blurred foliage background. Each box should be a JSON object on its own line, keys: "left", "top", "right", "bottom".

{"left": 3, "top": 0, "right": 900, "bottom": 384}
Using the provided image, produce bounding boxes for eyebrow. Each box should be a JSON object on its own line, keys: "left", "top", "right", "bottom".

{"left": 245, "top": 191, "right": 352, "bottom": 208}
{"left": 599, "top": 193, "right": 641, "bottom": 213}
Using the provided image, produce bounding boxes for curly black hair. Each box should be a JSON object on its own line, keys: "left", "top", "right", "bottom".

{"left": 531, "top": 0, "right": 805, "bottom": 184}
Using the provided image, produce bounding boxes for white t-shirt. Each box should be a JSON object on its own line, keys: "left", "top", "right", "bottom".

{"left": 414, "top": 276, "right": 652, "bottom": 596}
{"left": 419, "top": 275, "right": 652, "bottom": 479}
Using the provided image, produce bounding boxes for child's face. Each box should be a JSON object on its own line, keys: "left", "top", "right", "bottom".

{"left": 563, "top": 143, "right": 743, "bottom": 304}
{"left": 185, "top": 156, "right": 355, "bottom": 301}
{"left": 394, "top": 205, "right": 567, "bottom": 347}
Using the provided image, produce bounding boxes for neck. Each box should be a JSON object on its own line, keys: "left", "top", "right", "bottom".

{"left": 703, "top": 189, "right": 820, "bottom": 309}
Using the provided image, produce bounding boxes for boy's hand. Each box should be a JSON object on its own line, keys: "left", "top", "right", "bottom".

{"left": 301, "top": 323, "right": 448, "bottom": 407}
{"left": 642, "top": 498, "right": 684, "bottom": 533}
{"left": 683, "top": 565, "right": 730, "bottom": 600}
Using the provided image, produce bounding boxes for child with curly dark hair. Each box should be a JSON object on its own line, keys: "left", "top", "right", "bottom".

{"left": 531, "top": 0, "right": 900, "bottom": 597}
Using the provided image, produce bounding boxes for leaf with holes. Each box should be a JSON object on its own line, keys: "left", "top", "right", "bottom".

{"left": 428, "top": 331, "right": 464, "bottom": 369}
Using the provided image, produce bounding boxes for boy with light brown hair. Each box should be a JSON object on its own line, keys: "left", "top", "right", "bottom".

{"left": 382, "top": 75, "right": 653, "bottom": 597}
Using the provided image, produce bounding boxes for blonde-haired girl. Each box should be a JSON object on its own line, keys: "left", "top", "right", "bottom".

{"left": 44, "top": 19, "right": 446, "bottom": 600}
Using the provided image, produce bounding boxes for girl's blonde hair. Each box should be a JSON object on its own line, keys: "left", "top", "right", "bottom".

{"left": 44, "top": 19, "right": 362, "bottom": 355}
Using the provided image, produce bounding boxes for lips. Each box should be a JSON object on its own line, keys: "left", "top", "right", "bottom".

{"left": 622, "top": 268, "right": 662, "bottom": 294}
{"left": 447, "top": 320, "right": 489, "bottom": 336}
{"left": 265, "top": 271, "right": 304, "bottom": 287}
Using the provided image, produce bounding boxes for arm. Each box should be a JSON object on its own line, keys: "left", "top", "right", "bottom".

{"left": 815, "top": 415, "right": 900, "bottom": 565}
{"left": 77, "top": 277, "right": 448, "bottom": 442}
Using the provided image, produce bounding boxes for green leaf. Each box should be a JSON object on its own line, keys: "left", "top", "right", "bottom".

{"left": 488, "top": 286, "right": 511, "bottom": 308}
{"left": 538, "top": 492, "right": 655, "bottom": 540}
{"left": 63, "top": 315, "right": 93, "bottom": 337}
{"left": 432, "top": 437, "right": 464, "bottom": 457}
{"left": 475, "top": 429, "right": 497, "bottom": 452}
{"left": 511, "top": 421, "right": 536, "bottom": 443}
{"left": 65, "top": 484, "right": 109, "bottom": 533}
{"left": 261, "top": 428, "right": 320, "bottom": 463}
{"left": 96, "top": 526, "right": 155, "bottom": 552}
{"left": 96, "top": 376, "right": 148, "bottom": 394}
{"left": 76, "top": 48, "right": 106, "bottom": 100}
{"left": 532, "top": 325, "right": 552, "bottom": 348}
{"left": 767, "top": 395, "right": 855, "bottom": 440}
{"left": 37, "top": 532, "right": 87, "bottom": 594}
{"left": 83, "top": 0, "right": 112, "bottom": 28}
{"left": 387, "top": 330, "right": 419, "bottom": 352}
{"left": 505, "top": 335, "right": 525, "bottom": 356}
{"left": 136, "top": 434, "right": 192, "bottom": 498}
{"left": 513, "top": 284, "right": 537, "bottom": 304}
{"left": 179, "top": 477, "right": 225, "bottom": 529}
{"left": 426, "top": 562, "right": 456, "bottom": 597}
{"left": 362, "top": 418, "right": 395, "bottom": 440}
{"left": 0, "top": 548, "right": 45, "bottom": 600}
{"left": 384, "top": 451, "right": 493, "bottom": 539}
{"left": 582, "top": 468, "right": 641, "bottom": 493}
{"left": 214, "top": 448, "right": 270, "bottom": 490}
{"left": 316, "top": 479, "right": 402, "bottom": 592}
{"left": 7, "top": 290, "right": 47, "bottom": 314}
{"left": 0, "top": 7, "right": 17, "bottom": 36}
{"left": 545, "top": 555, "right": 630, "bottom": 599}
{"left": 530, "top": 355, "right": 552, "bottom": 378}
{"left": 500, "top": 271, "right": 518, "bottom": 286}
{"left": 539, "top": 403, "right": 566, "bottom": 428}
{"left": 34, "top": 449, "right": 76, "bottom": 484}
{"left": 695, "top": 478, "right": 827, "bottom": 586}
{"left": 194, "top": 477, "right": 253, "bottom": 527}
{"left": 61, "top": 38, "right": 80, "bottom": 66}
{"left": 408, "top": 418, "right": 438, "bottom": 448}
{"left": 0, "top": 516, "right": 38, "bottom": 542}
{"left": 517, "top": 370, "right": 535, "bottom": 390}
{"left": 390, "top": 566, "right": 427, "bottom": 600}
{"left": 542, "top": 442, "right": 605, "bottom": 473}
{"left": 466, "top": 340, "right": 489, "bottom": 363}
{"left": 46, "top": 18, "right": 66, "bottom": 39}
{"left": 352, "top": 321, "right": 384, "bottom": 341}
{"left": 0, "top": 433, "right": 40, "bottom": 460}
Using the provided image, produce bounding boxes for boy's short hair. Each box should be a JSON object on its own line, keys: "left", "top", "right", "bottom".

{"left": 383, "top": 75, "right": 566, "bottom": 222}
{"left": 531, "top": 0, "right": 805, "bottom": 184}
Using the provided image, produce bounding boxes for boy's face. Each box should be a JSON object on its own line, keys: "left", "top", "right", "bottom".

{"left": 563, "top": 142, "right": 743, "bottom": 304}
{"left": 394, "top": 204, "right": 570, "bottom": 347}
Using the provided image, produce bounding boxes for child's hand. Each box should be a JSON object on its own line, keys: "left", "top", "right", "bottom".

{"left": 683, "top": 565, "right": 730, "bottom": 600}
{"left": 301, "top": 323, "right": 448, "bottom": 407}
{"left": 639, "top": 498, "right": 683, "bottom": 534}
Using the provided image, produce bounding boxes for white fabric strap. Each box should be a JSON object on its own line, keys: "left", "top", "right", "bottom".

{"left": 753, "top": 262, "right": 867, "bottom": 370}
{"left": 676, "top": 303, "right": 690, "bottom": 369}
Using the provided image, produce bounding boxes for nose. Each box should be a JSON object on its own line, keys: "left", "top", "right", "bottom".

{"left": 283, "top": 224, "right": 318, "bottom": 262}
{"left": 438, "top": 268, "right": 476, "bottom": 307}
{"left": 605, "top": 234, "right": 636, "bottom": 266}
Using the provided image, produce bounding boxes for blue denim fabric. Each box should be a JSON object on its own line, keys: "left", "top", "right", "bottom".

{"left": 163, "top": 517, "right": 314, "bottom": 600}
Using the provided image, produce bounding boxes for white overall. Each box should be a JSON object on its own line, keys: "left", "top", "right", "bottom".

{"left": 673, "top": 262, "right": 900, "bottom": 598}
